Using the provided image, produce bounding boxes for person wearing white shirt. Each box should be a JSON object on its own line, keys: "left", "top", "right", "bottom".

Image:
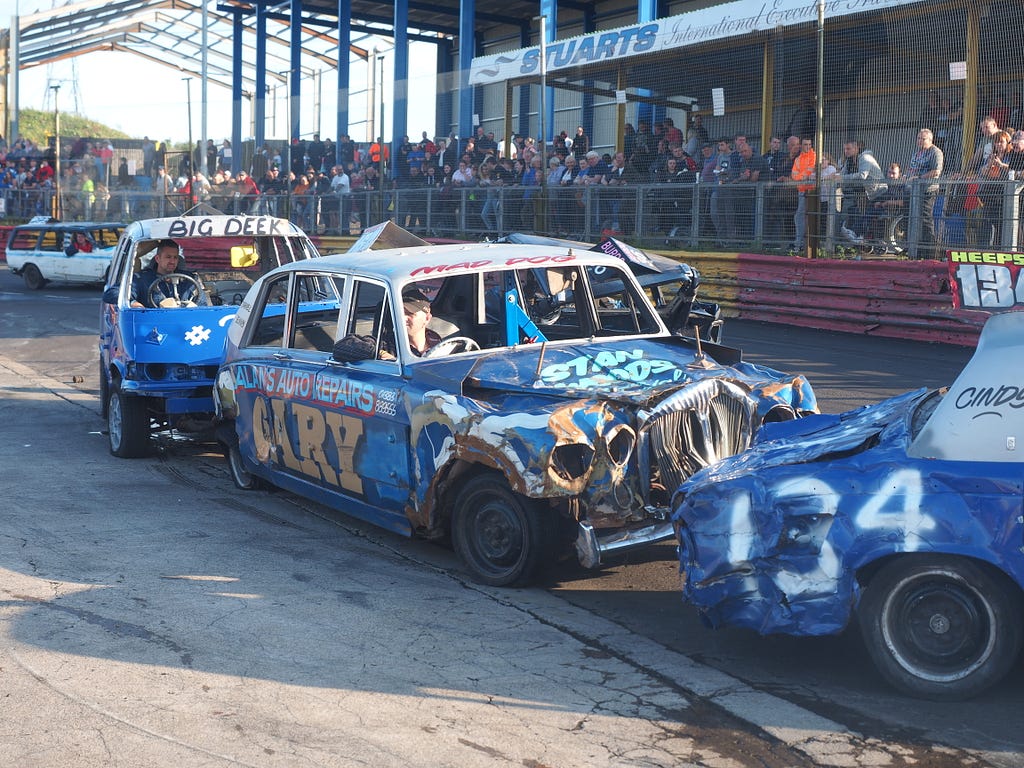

{"left": 330, "top": 165, "right": 351, "bottom": 234}
{"left": 452, "top": 160, "right": 475, "bottom": 187}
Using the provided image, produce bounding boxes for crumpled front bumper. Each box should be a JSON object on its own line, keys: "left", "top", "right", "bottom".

{"left": 574, "top": 519, "right": 675, "bottom": 568}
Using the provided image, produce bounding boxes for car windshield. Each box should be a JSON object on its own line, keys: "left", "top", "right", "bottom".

{"left": 416, "top": 262, "right": 661, "bottom": 349}
{"left": 116, "top": 227, "right": 318, "bottom": 308}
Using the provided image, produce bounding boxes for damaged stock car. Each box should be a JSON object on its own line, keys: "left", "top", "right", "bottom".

{"left": 672, "top": 311, "right": 1024, "bottom": 700}
{"left": 7, "top": 218, "right": 125, "bottom": 289}
{"left": 99, "top": 212, "right": 320, "bottom": 457}
{"left": 214, "top": 226, "right": 816, "bottom": 586}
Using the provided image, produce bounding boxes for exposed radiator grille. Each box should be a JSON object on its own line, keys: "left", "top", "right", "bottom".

{"left": 641, "top": 378, "right": 758, "bottom": 494}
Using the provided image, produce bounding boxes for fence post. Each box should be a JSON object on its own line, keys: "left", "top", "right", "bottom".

{"left": 906, "top": 180, "right": 922, "bottom": 260}
{"left": 1001, "top": 178, "right": 1020, "bottom": 250}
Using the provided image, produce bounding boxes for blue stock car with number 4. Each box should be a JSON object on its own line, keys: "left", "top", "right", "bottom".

{"left": 672, "top": 311, "right": 1024, "bottom": 700}
{"left": 99, "top": 213, "right": 320, "bottom": 457}
{"left": 213, "top": 232, "right": 817, "bottom": 586}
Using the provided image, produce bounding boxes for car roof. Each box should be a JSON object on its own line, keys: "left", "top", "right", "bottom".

{"left": 499, "top": 231, "right": 691, "bottom": 275}
{"left": 12, "top": 221, "right": 124, "bottom": 231}
{"left": 122, "top": 214, "right": 305, "bottom": 240}
{"left": 305, "top": 242, "right": 629, "bottom": 282}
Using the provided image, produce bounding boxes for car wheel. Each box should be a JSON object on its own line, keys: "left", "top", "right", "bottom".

{"left": 224, "top": 440, "right": 264, "bottom": 491}
{"left": 859, "top": 555, "right": 1023, "bottom": 700}
{"left": 23, "top": 264, "right": 46, "bottom": 290}
{"left": 99, "top": 360, "right": 110, "bottom": 419}
{"left": 107, "top": 386, "right": 151, "bottom": 458}
{"left": 452, "top": 473, "right": 550, "bottom": 587}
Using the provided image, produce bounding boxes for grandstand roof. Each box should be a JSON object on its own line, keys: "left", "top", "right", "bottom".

{"left": 8, "top": 0, "right": 595, "bottom": 94}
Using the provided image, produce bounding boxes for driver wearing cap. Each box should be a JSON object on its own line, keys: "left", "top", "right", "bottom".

{"left": 403, "top": 287, "right": 441, "bottom": 356}
{"left": 130, "top": 238, "right": 205, "bottom": 308}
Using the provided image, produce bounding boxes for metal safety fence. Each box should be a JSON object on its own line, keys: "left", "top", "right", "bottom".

{"left": 4, "top": 178, "right": 1021, "bottom": 259}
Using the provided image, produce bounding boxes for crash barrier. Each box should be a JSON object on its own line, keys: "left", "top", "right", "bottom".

{"left": 3, "top": 178, "right": 1021, "bottom": 261}
{"left": 661, "top": 250, "right": 988, "bottom": 347}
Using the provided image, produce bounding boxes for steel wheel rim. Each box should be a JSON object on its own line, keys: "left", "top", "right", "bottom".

{"left": 880, "top": 571, "right": 995, "bottom": 682}
{"left": 108, "top": 393, "right": 123, "bottom": 449}
{"left": 469, "top": 499, "right": 524, "bottom": 570}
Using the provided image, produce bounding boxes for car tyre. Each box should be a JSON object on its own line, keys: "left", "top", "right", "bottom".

{"left": 452, "top": 472, "right": 550, "bottom": 587}
{"left": 859, "top": 554, "right": 1023, "bottom": 700}
{"left": 224, "top": 440, "right": 264, "bottom": 491}
{"left": 107, "top": 386, "right": 151, "bottom": 458}
{"left": 23, "top": 264, "right": 46, "bottom": 290}
{"left": 99, "top": 360, "right": 110, "bottom": 419}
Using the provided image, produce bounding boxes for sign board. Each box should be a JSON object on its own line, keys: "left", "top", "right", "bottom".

{"left": 470, "top": 0, "right": 927, "bottom": 85}
{"left": 948, "top": 249, "right": 1024, "bottom": 310}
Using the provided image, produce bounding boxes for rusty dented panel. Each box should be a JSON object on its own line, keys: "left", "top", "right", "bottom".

{"left": 406, "top": 391, "right": 644, "bottom": 532}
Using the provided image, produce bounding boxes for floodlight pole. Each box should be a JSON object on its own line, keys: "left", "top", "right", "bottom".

{"left": 282, "top": 69, "right": 293, "bottom": 179}
{"left": 51, "top": 84, "right": 61, "bottom": 220}
{"left": 183, "top": 77, "right": 194, "bottom": 176}
{"left": 369, "top": 46, "right": 378, "bottom": 143}
{"left": 378, "top": 52, "right": 386, "bottom": 221}
{"left": 534, "top": 14, "right": 548, "bottom": 232}
{"left": 537, "top": 15, "right": 547, "bottom": 170}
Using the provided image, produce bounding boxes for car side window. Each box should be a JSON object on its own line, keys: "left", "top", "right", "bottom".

{"left": 8, "top": 228, "right": 40, "bottom": 251}
{"left": 516, "top": 267, "right": 583, "bottom": 337}
{"left": 344, "top": 279, "right": 397, "bottom": 362}
{"left": 97, "top": 228, "right": 124, "bottom": 248}
{"left": 288, "top": 274, "right": 345, "bottom": 353}
{"left": 248, "top": 274, "right": 292, "bottom": 347}
{"left": 588, "top": 265, "right": 660, "bottom": 336}
{"left": 39, "top": 230, "right": 62, "bottom": 252}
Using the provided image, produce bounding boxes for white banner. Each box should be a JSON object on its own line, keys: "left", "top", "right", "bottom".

{"left": 470, "top": 0, "right": 923, "bottom": 85}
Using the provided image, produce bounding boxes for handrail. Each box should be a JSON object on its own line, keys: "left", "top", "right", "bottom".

{"left": 1, "top": 177, "right": 1019, "bottom": 258}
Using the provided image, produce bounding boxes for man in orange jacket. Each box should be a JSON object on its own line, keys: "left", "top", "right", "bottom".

{"left": 790, "top": 136, "right": 817, "bottom": 251}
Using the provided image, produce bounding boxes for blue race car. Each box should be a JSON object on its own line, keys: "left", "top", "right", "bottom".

{"left": 672, "top": 311, "right": 1024, "bottom": 700}
{"left": 100, "top": 213, "right": 320, "bottom": 457}
{"left": 214, "top": 230, "right": 817, "bottom": 587}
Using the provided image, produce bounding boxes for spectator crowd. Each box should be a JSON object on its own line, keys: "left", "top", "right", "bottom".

{"left": 2, "top": 89, "right": 1022, "bottom": 257}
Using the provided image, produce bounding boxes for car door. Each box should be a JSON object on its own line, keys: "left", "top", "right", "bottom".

{"left": 100, "top": 232, "right": 137, "bottom": 372}
{"left": 321, "top": 277, "right": 413, "bottom": 517}
{"left": 232, "top": 271, "right": 412, "bottom": 535}
{"left": 37, "top": 228, "right": 65, "bottom": 281}
{"left": 63, "top": 228, "right": 107, "bottom": 283}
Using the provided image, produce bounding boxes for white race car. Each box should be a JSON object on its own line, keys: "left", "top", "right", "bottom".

{"left": 6, "top": 217, "right": 125, "bottom": 289}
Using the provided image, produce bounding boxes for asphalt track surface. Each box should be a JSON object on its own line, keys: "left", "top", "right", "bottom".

{"left": 1, "top": 270, "right": 1018, "bottom": 767}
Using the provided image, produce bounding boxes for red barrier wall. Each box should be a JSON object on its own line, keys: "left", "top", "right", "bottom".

{"left": 734, "top": 253, "right": 986, "bottom": 346}
{"left": 668, "top": 250, "right": 987, "bottom": 347}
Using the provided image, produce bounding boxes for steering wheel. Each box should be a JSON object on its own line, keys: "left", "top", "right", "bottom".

{"left": 530, "top": 296, "right": 562, "bottom": 325}
{"left": 148, "top": 273, "right": 205, "bottom": 308}
{"left": 423, "top": 336, "right": 481, "bottom": 358}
